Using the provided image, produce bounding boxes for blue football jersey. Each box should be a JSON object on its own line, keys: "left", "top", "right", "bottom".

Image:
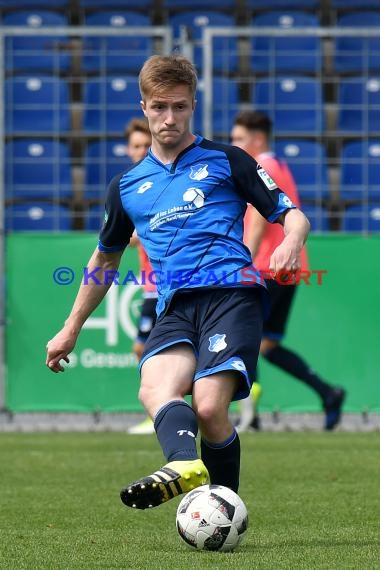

{"left": 99, "top": 136, "right": 295, "bottom": 316}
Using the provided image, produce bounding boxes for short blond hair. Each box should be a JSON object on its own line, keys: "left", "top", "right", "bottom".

{"left": 139, "top": 55, "right": 198, "bottom": 101}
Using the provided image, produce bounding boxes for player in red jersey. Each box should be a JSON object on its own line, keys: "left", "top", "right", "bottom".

{"left": 231, "top": 110, "right": 346, "bottom": 431}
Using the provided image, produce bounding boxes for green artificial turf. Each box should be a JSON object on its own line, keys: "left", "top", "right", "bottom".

{"left": 0, "top": 432, "right": 379, "bottom": 569}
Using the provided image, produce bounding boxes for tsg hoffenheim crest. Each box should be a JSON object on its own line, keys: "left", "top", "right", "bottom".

{"left": 189, "top": 164, "right": 208, "bottom": 181}
{"left": 208, "top": 333, "right": 227, "bottom": 353}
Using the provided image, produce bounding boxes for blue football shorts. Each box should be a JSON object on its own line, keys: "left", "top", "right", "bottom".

{"left": 140, "top": 286, "right": 265, "bottom": 400}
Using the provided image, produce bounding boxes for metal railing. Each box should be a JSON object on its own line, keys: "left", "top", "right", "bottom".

{"left": 2, "top": 25, "right": 380, "bottom": 235}
{"left": 201, "top": 26, "right": 380, "bottom": 235}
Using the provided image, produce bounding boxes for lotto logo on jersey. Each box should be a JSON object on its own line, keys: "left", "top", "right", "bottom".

{"left": 137, "top": 181, "right": 153, "bottom": 194}
{"left": 257, "top": 166, "right": 278, "bottom": 190}
{"left": 281, "top": 194, "right": 294, "bottom": 208}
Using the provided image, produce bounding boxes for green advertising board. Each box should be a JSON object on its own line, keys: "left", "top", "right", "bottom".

{"left": 5, "top": 233, "right": 380, "bottom": 412}
{"left": 259, "top": 235, "right": 379, "bottom": 413}
{"left": 6, "top": 233, "right": 142, "bottom": 411}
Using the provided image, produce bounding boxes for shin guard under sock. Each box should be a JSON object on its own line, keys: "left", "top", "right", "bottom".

{"left": 201, "top": 431, "right": 240, "bottom": 492}
{"left": 154, "top": 400, "right": 198, "bottom": 462}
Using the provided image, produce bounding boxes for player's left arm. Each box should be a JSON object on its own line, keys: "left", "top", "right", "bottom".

{"left": 270, "top": 208, "right": 310, "bottom": 275}
{"left": 228, "top": 146, "right": 309, "bottom": 274}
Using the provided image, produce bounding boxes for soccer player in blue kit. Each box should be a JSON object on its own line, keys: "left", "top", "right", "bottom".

{"left": 46, "top": 55, "right": 310, "bottom": 510}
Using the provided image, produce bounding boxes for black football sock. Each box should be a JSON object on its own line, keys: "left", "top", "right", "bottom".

{"left": 154, "top": 400, "right": 199, "bottom": 462}
{"left": 264, "top": 345, "right": 332, "bottom": 400}
{"left": 201, "top": 430, "right": 240, "bottom": 492}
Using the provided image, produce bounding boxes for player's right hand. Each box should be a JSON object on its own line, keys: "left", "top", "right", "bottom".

{"left": 45, "top": 328, "right": 77, "bottom": 373}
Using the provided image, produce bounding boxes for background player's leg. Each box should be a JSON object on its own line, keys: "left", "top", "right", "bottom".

{"left": 263, "top": 340, "right": 346, "bottom": 430}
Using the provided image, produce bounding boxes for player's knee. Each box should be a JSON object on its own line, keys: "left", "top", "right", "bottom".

{"left": 196, "top": 402, "right": 231, "bottom": 442}
{"left": 138, "top": 383, "right": 152, "bottom": 407}
{"left": 195, "top": 399, "right": 222, "bottom": 426}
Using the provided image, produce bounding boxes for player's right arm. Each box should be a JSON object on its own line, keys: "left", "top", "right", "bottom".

{"left": 46, "top": 173, "right": 134, "bottom": 373}
{"left": 46, "top": 248, "right": 123, "bottom": 373}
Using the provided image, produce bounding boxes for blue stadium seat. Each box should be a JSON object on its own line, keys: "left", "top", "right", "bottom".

{"left": 334, "top": 12, "right": 380, "bottom": 74}
{"left": 274, "top": 140, "right": 329, "bottom": 201}
{"left": 250, "top": 11, "right": 321, "bottom": 74}
{"left": 5, "top": 139, "right": 72, "bottom": 200}
{"left": 5, "top": 202, "right": 72, "bottom": 232}
{"left": 339, "top": 141, "right": 380, "bottom": 201}
{"left": 164, "top": 0, "right": 235, "bottom": 8}
{"left": 245, "top": 1, "right": 318, "bottom": 7}
{"left": 331, "top": 0, "right": 380, "bottom": 7}
{"left": 3, "top": 11, "right": 71, "bottom": 72}
{"left": 80, "top": 0, "right": 152, "bottom": 6}
{"left": 0, "top": 0, "right": 68, "bottom": 5}
{"left": 82, "top": 76, "right": 141, "bottom": 134}
{"left": 253, "top": 76, "right": 324, "bottom": 134}
{"left": 342, "top": 204, "right": 380, "bottom": 232}
{"left": 5, "top": 75, "right": 71, "bottom": 134}
{"left": 81, "top": 11, "right": 152, "bottom": 73}
{"left": 193, "top": 77, "right": 240, "bottom": 136}
{"left": 301, "top": 204, "right": 330, "bottom": 232}
{"left": 337, "top": 77, "right": 380, "bottom": 133}
{"left": 84, "top": 139, "right": 132, "bottom": 199}
{"left": 169, "top": 11, "right": 238, "bottom": 74}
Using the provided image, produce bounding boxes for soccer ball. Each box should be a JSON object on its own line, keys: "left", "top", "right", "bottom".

{"left": 176, "top": 484, "right": 248, "bottom": 552}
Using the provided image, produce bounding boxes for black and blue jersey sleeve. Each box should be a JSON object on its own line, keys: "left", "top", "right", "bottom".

{"left": 98, "top": 173, "right": 135, "bottom": 252}
{"left": 226, "top": 145, "right": 296, "bottom": 222}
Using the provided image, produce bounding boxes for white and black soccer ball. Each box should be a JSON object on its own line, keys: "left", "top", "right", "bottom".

{"left": 176, "top": 484, "right": 249, "bottom": 552}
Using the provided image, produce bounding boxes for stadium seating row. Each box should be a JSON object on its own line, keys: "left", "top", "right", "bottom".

{"left": 5, "top": 201, "right": 103, "bottom": 232}
{"left": 5, "top": 74, "right": 380, "bottom": 136}
{"left": 3, "top": 9, "right": 380, "bottom": 74}
{"left": 6, "top": 200, "right": 380, "bottom": 233}
{"left": 0, "top": 1, "right": 377, "bottom": 11}
{"left": 5, "top": 138, "right": 380, "bottom": 203}
{"left": 3, "top": 2, "right": 380, "bottom": 233}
